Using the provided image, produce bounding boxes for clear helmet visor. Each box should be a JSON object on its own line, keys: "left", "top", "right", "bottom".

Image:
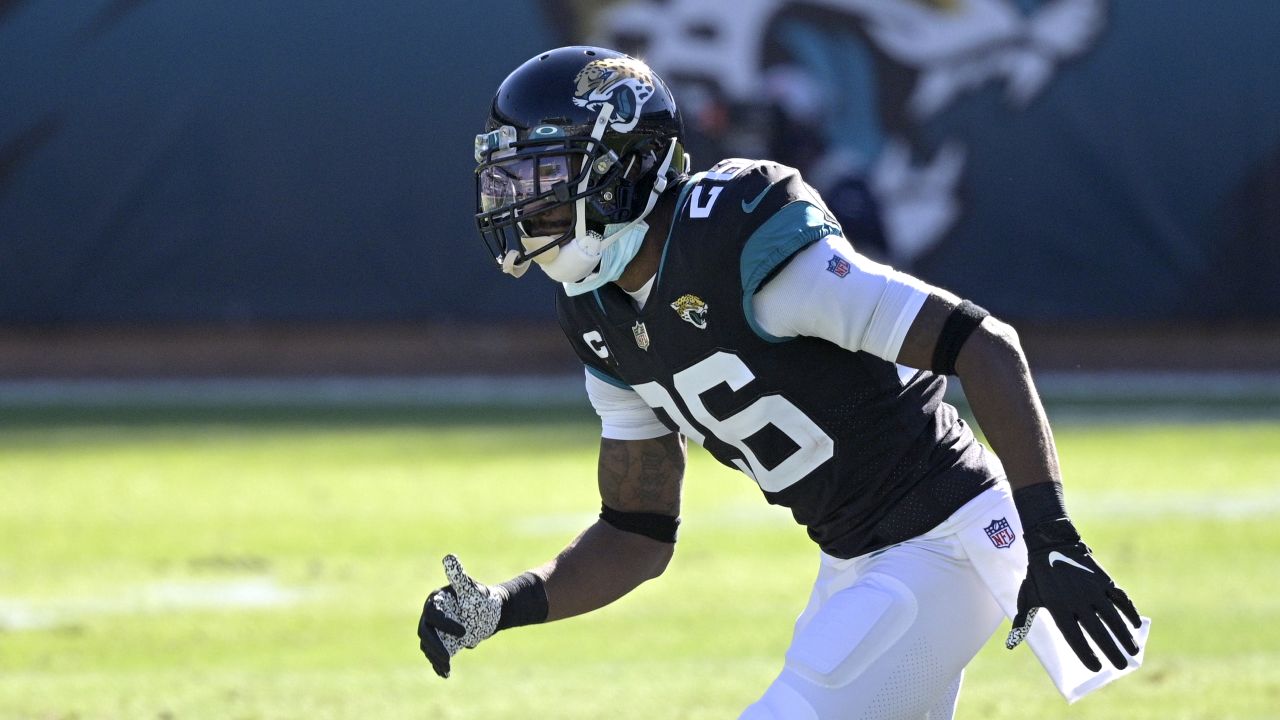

{"left": 478, "top": 153, "right": 575, "bottom": 238}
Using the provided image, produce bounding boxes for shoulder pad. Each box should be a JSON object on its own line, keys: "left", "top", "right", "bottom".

{"left": 679, "top": 158, "right": 831, "bottom": 229}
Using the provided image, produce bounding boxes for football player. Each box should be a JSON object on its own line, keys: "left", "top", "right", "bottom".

{"left": 418, "top": 46, "right": 1146, "bottom": 718}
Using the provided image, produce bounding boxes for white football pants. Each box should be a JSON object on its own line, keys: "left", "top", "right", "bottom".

{"left": 740, "top": 486, "right": 1013, "bottom": 720}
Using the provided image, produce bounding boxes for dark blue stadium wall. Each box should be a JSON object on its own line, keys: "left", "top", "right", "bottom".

{"left": 0, "top": 1, "right": 555, "bottom": 323}
{"left": 1, "top": 1, "right": 1277, "bottom": 324}
{"left": 913, "top": 2, "right": 1280, "bottom": 321}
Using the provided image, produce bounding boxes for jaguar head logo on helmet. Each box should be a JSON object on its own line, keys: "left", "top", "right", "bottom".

{"left": 572, "top": 57, "right": 656, "bottom": 132}
{"left": 473, "top": 46, "right": 687, "bottom": 295}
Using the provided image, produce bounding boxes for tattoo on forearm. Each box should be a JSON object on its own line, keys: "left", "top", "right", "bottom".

{"left": 598, "top": 435, "right": 684, "bottom": 515}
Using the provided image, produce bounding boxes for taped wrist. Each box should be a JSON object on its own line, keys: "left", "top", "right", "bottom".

{"left": 600, "top": 503, "right": 680, "bottom": 543}
{"left": 931, "top": 300, "right": 989, "bottom": 375}
{"left": 494, "top": 572, "right": 548, "bottom": 631}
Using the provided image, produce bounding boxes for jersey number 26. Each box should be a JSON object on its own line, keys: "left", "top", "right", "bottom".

{"left": 631, "top": 351, "right": 833, "bottom": 492}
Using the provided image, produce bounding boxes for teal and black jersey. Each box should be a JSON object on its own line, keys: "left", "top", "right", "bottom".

{"left": 555, "top": 159, "right": 998, "bottom": 559}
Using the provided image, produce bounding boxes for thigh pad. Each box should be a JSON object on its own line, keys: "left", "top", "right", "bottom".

{"left": 784, "top": 572, "right": 917, "bottom": 689}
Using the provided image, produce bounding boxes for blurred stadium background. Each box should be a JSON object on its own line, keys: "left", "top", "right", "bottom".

{"left": 1, "top": 1, "right": 1278, "bottom": 718}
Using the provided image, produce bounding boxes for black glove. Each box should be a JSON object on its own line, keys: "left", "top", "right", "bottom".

{"left": 417, "top": 555, "right": 504, "bottom": 679}
{"left": 1006, "top": 517, "right": 1142, "bottom": 672}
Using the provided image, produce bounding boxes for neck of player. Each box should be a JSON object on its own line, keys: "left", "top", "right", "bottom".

{"left": 613, "top": 187, "right": 678, "bottom": 293}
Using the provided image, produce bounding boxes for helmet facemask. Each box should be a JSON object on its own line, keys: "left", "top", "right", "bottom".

{"left": 476, "top": 121, "right": 610, "bottom": 276}
{"left": 475, "top": 102, "right": 682, "bottom": 282}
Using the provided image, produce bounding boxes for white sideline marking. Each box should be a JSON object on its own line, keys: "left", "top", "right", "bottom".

{"left": 0, "top": 577, "right": 305, "bottom": 632}
{"left": 0, "top": 371, "right": 1274, "bottom": 409}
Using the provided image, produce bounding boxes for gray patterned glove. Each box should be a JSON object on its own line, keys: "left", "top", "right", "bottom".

{"left": 417, "top": 555, "right": 502, "bottom": 678}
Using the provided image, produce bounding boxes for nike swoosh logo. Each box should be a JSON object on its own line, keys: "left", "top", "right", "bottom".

{"left": 741, "top": 181, "right": 779, "bottom": 213}
{"left": 1047, "top": 551, "right": 1094, "bottom": 573}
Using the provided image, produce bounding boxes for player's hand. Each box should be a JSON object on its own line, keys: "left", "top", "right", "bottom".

{"left": 1005, "top": 518, "right": 1142, "bottom": 672}
{"left": 417, "top": 554, "right": 504, "bottom": 678}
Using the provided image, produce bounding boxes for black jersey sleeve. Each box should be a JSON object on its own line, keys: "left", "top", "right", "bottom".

{"left": 682, "top": 159, "right": 847, "bottom": 342}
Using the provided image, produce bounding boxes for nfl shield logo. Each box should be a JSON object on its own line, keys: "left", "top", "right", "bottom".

{"left": 984, "top": 518, "right": 1016, "bottom": 549}
{"left": 632, "top": 320, "right": 651, "bottom": 351}
{"left": 826, "top": 255, "right": 851, "bottom": 278}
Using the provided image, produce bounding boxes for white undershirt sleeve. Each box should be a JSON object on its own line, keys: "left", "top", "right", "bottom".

{"left": 583, "top": 368, "right": 672, "bottom": 440}
{"left": 751, "top": 234, "right": 934, "bottom": 362}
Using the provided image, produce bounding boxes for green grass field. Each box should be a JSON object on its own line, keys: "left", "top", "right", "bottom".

{"left": 1, "top": 405, "right": 1278, "bottom": 719}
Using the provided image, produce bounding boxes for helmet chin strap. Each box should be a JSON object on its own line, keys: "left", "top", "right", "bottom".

{"left": 571, "top": 100, "right": 616, "bottom": 248}
{"left": 567, "top": 138, "right": 678, "bottom": 288}
{"left": 500, "top": 248, "right": 530, "bottom": 277}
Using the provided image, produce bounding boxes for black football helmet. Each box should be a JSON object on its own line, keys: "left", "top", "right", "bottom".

{"left": 474, "top": 46, "right": 687, "bottom": 279}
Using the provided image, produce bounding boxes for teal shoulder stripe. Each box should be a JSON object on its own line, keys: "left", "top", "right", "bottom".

{"left": 586, "top": 365, "right": 630, "bottom": 389}
{"left": 656, "top": 173, "right": 707, "bottom": 281}
{"left": 739, "top": 201, "right": 843, "bottom": 344}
